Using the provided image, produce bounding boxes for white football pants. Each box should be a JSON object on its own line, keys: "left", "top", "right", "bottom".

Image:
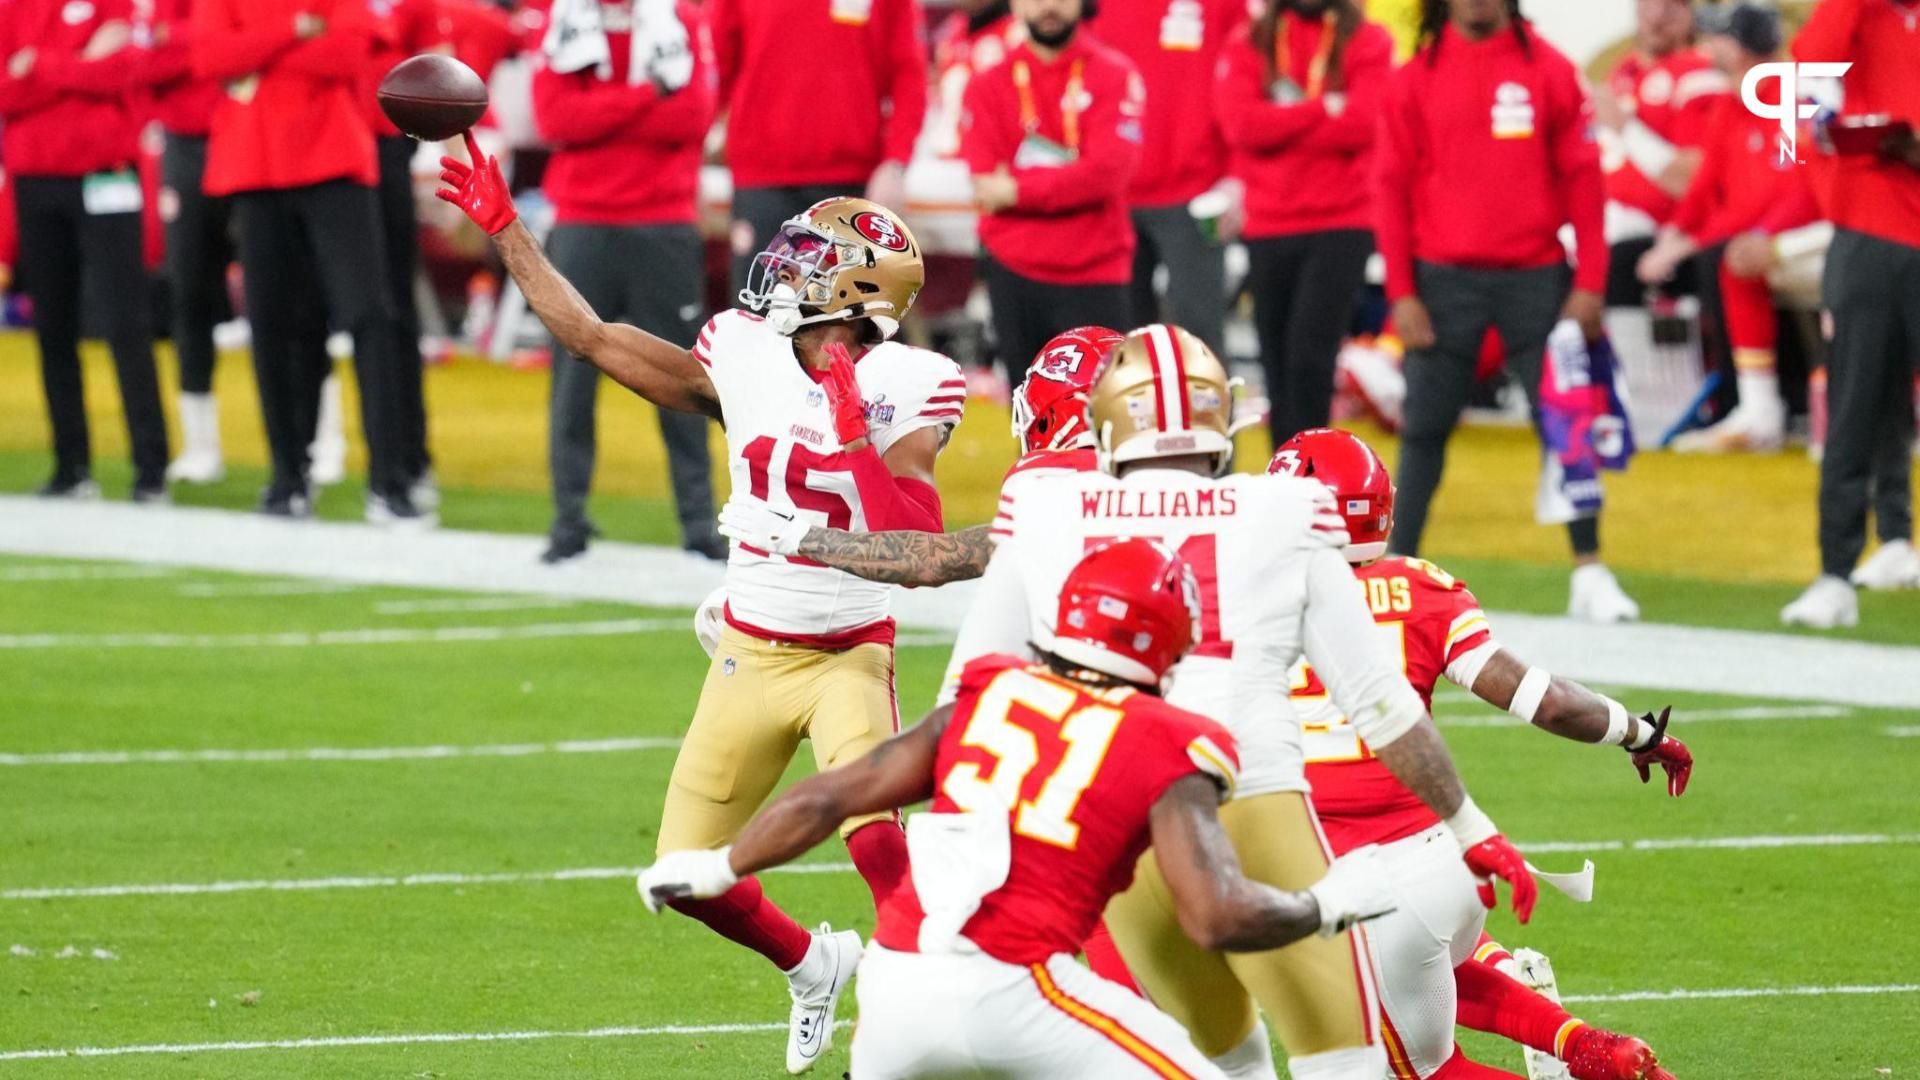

{"left": 1365, "top": 824, "right": 1489, "bottom": 1079}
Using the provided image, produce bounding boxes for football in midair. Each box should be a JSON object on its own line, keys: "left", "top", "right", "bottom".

{"left": 377, "top": 54, "right": 488, "bottom": 141}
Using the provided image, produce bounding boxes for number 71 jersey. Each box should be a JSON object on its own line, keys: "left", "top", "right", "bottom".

{"left": 695, "top": 310, "right": 966, "bottom": 639}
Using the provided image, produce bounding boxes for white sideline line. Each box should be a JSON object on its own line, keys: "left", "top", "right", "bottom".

{"left": 0, "top": 619, "right": 682, "bottom": 650}
{"left": 1437, "top": 705, "right": 1855, "bottom": 728}
{"left": 0, "top": 564, "right": 177, "bottom": 581}
{"left": 9, "top": 832, "right": 1911, "bottom": 902}
{"left": 373, "top": 597, "right": 583, "bottom": 616}
{"left": 2, "top": 985, "right": 1914, "bottom": 1062}
{"left": 1886, "top": 726, "right": 1920, "bottom": 738}
{"left": 0, "top": 737, "right": 682, "bottom": 767}
{"left": 177, "top": 581, "right": 362, "bottom": 597}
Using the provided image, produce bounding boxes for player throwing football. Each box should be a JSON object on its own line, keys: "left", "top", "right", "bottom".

{"left": 638, "top": 539, "right": 1399, "bottom": 1080}
{"left": 438, "top": 140, "right": 964, "bottom": 1074}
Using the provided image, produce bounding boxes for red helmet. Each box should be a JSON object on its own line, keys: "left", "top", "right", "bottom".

{"left": 1268, "top": 428, "right": 1394, "bottom": 563}
{"left": 1052, "top": 538, "right": 1202, "bottom": 687}
{"left": 1011, "top": 326, "right": 1124, "bottom": 454}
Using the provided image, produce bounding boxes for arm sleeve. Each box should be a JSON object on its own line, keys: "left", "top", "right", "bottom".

{"left": 1213, "top": 37, "right": 1329, "bottom": 154}
{"left": 1755, "top": 174, "right": 1822, "bottom": 236}
{"left": 532, "top": 62, "right": 664, "bottom": 147}
{"left": 0, "top": 15, "right": 56, "bottom": 116}
{"left": 1793, "top": 0, "right": 1865, "bottom": 62}
{"left": 1667, "top": 132, "right": 1721, "bottom": 239}
{"left": 270, "top": 6, "right": 378, "bottom": 81}
{"left": 877, "top": 0, "right": 929, "bottom": 165}
{"left": 959, "top": 70, "right": 1010, "bottom": 174}
{"left": 1301, "top": 547, "right": 1427, "bottom": 749}
{"left": 191, "top": 0, "right": 300, "bottom": 81}
{"left": 1371, "top": 68, "right": 1419, "bottom": 302}
{"left": 708, "top": 0, "right": 741, "bottom": 109}
{"left": 1296, "top": 25, "right": 1393, "bottom": 154}
{"left": 845, "top": 446, "right": 944, "bottom": 533}
{"left": 939, "top": 543, "right": 1035, "bottom": 707}
{"left": 1551, "top": 63, "right": 1608, "bottom": 295}
{"left": 1013, "top": 61, "right": 1144, "bottom": 213}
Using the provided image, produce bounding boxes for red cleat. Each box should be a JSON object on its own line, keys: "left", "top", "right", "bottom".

{"left": 1564, "top": 1028, "right": 1675, "bottom": 1080}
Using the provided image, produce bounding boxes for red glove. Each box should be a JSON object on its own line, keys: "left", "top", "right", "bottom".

{"left": 436, "top": 132, "right": 517, "bottom": 236}
{"left": 1463, "top": 835, "right": 1537, "bottom": 924}
{"left": 819, "top": 342, "right": 869, "bottom": 446}
{"left": 1630, "top": 707, "right": 1692, "bottom": 796}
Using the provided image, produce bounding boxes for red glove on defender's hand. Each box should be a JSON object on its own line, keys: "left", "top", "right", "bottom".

{"left": 1630, "top": 707, "right": 1693, "bottom": 797}
{"left": 436, "top": 132, "right": 517, "bottom": 236}
{"left": 819, "top": 343, "right": 870, "bottom": 447}
{"left": 1464, "top": 835, "right": 1537, "bottom": 924}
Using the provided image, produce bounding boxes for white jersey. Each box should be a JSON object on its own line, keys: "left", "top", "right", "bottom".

{"left": 943, "top": 468, "right": 1426, "bottom": 799}
{"left": 696, "top": 310, "right": 965, "bottom": 638}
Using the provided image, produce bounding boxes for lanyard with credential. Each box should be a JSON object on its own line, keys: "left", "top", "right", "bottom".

{"left": 1012, "top": 57, "right": 1086, "bottom": 153}
{"left": 1273, "top": 12, "right": 1338, "bottom": 99}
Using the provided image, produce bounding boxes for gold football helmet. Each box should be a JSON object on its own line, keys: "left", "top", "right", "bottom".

{"left": 1090, "top": 324, "right": 1235, "bottom": 476}
{"left": 738, "top": 196, "right": 924, "bottom": 340}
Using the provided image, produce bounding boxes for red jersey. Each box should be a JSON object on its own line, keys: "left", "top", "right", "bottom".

{"left": 1603, "top": 48, "right": 1726, "bottom": 225}
{"left": 1214, "top": 15, "right": 1395, "bottom": 239}
{"left": 1088, "top": 0, "right": 1242, "bottom": 208}
{"left": 1794, "top": 0, "right": 1920, "bottom": 250}
{"left": 0, "top": 0, "right": 144, "bottom": 178}
{"left": 1669, "top": 94, "right": 1820, "bottom": 247}
{"left": 1296, "top": 557, "right": 1492, "bottom": 854}
{"left": 1372, "top": 24, "right": 1606, "bottom": 301}
{"left": 961, "top": 34, "right": 1146, "bottom": 285}
{"left": 874, "top": 655, "right": 1240, "bottom": 965}
{"left": 991, "top": 446, "right": 1098, "bottom": 541}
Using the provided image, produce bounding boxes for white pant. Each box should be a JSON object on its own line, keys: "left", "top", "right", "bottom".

{"left": 851, "top": 943, "right": 1227, "bottom": 1080}
{"left": 1364, "top": 824, "right": 1487, "bottom": 1079}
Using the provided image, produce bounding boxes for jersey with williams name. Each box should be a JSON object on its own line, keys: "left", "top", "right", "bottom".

{"left": 695, "top": 310, "right": 965, "bottom": 639}
{"left": 989, "top": 446, "right": 1099, "bottom": 542}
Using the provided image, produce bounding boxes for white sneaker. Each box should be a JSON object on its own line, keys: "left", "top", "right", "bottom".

{"left": 1850, "top": 540, "right": 1920, "bottom": 591}
{"left": 166, "top": 392, "right": 225, "bottom": 484}
{"left": 783, "top": 925, "right": 861, "bottom": 1075}
{"left": 1780, "top": 575, "right": 1859, "bottom": 628}
{"left": 1669, "top": 402, "right": 1784, "bottom": 453}
{"left": 1512, "top": 949, "right": 1573, "bottom": 1080}
{"left": 410, "top": 468, "right": 441, "bottom": 512}
{"left": 1568, "top": 563, "right": 1639, "bottom": 623}
{"left": 310, "top": 374, "right": 347, "bottom": 486}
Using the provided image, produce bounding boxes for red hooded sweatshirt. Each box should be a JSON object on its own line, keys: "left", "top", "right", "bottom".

{"left": 1794, "top": 0, "right": 1920, "bottom": 250}
{"left": 1089, "top": 0, "right": 1241, "bottom": 208}
{"left": 0, "top": 0, "right": 143, "bottom": 177}
{"left": 366, "top": 0, "right": 447, "bottom": 139}
{"left": 140, "top": 0, "right": 227, "bottom": 137}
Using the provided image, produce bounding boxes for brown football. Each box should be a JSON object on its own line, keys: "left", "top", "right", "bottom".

{"left": 377, "top": 54, "right": 488, "bottom": 141}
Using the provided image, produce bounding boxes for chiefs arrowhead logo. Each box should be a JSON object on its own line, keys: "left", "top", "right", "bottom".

{"left": 850, "top": 210, "right": 909, "bottom": 252}
{"left": 1030, "top": 342, "right": 1097, "bottom": 385}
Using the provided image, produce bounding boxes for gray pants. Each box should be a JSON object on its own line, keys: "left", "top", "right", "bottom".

{"left": 1128, "top": 203, "right": 1226, "bottom": 358}
{"left": 1818, "top": 227, "right": 1920, "bottom": 578}
{"left": 1391, "top": 260, "right": 1598, "bottom": 558}
{"left": 730, "top": 184, "right": 849, "bottom": 297}
{"left": 546, "top": 223, "right": 716, "bottom": 548}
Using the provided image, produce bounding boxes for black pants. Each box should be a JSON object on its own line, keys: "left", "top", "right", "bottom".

{"left": 982, "top": 252, "right": 1131, "bottom": 380}
{"left": 1391, "top": 260, "right": 1600, "bottom": 558}
{"left": 14, "top": 174, "right": 168, "bottom": 487}
{"left": 1129, "top": 203, "right": 1226, "bottom": 357}
{"left": 1818, "top": 227, "right": 1920, "bottom": 578}
{"left": 231, "top": 180, "right": 409, "bottom": 498}
{"left": 160, "top": 136, "right": 233, "bottom": 395}
{"left": 547, "top": 222, "right": 717, "bottom": 547}
{"left": 378, "top": 135, "right": 430, "bottom": 476}
{"left": 730, "top": 183, "right": 848, "bottom": 296}
{"left": 1245, "top": 228, "right": 1374, "bottom": 444}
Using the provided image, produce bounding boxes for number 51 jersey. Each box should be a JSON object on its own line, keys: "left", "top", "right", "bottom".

{"left": 695, "top": 309, "right": 966, "bottom": 640}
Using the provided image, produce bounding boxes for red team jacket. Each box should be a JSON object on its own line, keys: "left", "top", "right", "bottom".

{"left": 709, "top": 0, "right": 927, "bottom": 190}
{"left": 961, "top": 34, "right": 1145, "bottom": 285}
{"left": 1372, "top": 24, "right": 1607, "bottom": 301}
{"left": 1299, "top": 557, "right": 1492, "bottom": 856}
{"left": 0, "top": 0, "right": 144, "bottom": 177}
{"left": 142, "top": 0, "right": 227, "bottom": 138}
{"left": 366, "top": 0, "right": 447, "bottom": 140}
{"left": 874, "top": 655, "right": 1240, "bottom": 965}
{"left": 1603, "top": 47, "right": 1725, "bottom": 225}
{"left": 1214, "top": 14, "right": 1395, "bottom": 239}
{"left": 1088, "top": 0, "right": 1240, "bottom": 209}
{"left": 531, "top": 1, "right": 717, "bottom": 226}
{"left": 1794, "top": 0, "right": 1920, "bottom": 250}
{"left": 1669, "top": 93, "right": 1820, "bottom": 247}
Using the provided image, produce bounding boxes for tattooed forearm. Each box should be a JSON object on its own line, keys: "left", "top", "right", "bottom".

{"left": 1373, "top": 720, "right": 1467, "bottom": 819}
{"left": 796, "top": 524, "right": 994, "bottom": 587}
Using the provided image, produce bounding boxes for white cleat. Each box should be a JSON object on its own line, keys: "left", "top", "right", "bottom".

{"left": 1780, "top": 575, "right": 1859, "bottom": 629}
{"left": 1850, "top": 540, "right": 1920, "bottom": 591}
{"left": 1669, "top": 403, "right": 1784, "bottom": 453}
{"left": 784, "top": 924, "right": 861, "bottom": 1075}
{"left": 1512, "top": 949, "right": 1574, "bottom": 1080}
{"left": 1568, "top": 563, "right": 1639, "bottom": 623}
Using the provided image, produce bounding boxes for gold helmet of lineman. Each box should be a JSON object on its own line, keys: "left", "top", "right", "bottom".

{"left": 1090, "top": 324, "right": 1235, "bottom": 476}
{"left": 738, "top": 196, "right": 924, "bottom": 341}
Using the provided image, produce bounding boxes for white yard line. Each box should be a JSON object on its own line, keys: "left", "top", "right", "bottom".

{"left": 1519, "top": 832, "right": 1920, "bottom": 854}
{"left": 1886, "top": 726, "right": 1920, "bottom": 738}
{"left": 0, "top": 619, "right": 682, "bottom": 650}
{"left": 373, "top": 597, "right": 583, "bottom": 616}
{"left": 2, "top": 984, "right": 1914, "bottom": 1062}
{"left": 177, "top": 581, "right": 362, "bottom": 597}
{"left": 1437, "top": 705, "right": 1856, "bottom": 728}
{"left": 0, "top": 737, "right": 682, "bottom": 767}
{"left": 0, "top": 564, "right": 177, "bottom": 582}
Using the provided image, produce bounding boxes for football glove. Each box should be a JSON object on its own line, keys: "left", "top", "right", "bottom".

{"left": 1306, "top": 844, "right": 1397, "bottom": 937}
{"left": 717, "top": 493, "right": 806, "bottom": 556}
{"left": 1463, "top": 834, "right": 1537, "bottom": 924}
{"left": 637, "top": 847, "right": 738, "bottom": 913}
{"left": 819, "top": 343, "right": 870, "bottom": 446}
{"left": 1629, "top": 706, "right": 1692, "bottom": 797}
{"left": 692, "top": 586, "right": 726, "bottom": 657}
{"left": 436, "top": 133, "right": 517, "bottom": 236}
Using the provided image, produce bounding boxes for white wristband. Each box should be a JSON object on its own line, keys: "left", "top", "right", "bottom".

{"left": 1599, "top": 698, "right": 1631, "bottom": 746}
{"left": 1507, "top": 667, "right": 1552, "bottom": 723}
{"left": 1446, "top": 795, "right": 1499, "bottom": 850}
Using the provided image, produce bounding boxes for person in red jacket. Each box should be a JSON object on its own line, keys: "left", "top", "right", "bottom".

{"left": 962, "top": 0, "right": 1143, "bottom": 380}
{"left": 709, "top": 0, "right": 927, "bottom": 293}
{"left": 530, "top": 0, "right": 722, "bottom": 564}
{"left": 1373, "top": 0, "right": 1638, "bottom": 624}
{"left": 193, "top": 0, "right": 431, "bottom": 523}
{"left": 1215, "top": 0, "right": 1393, "bottom": 444}
{"left": 1090, "top": 0, "right": 1241, "bottom": 358}
{"left": 1636, "top": 5, "right": 1818, "bottom": 454}
{"left": 1, "top": 0, "right": 170, "bottom": 501}
{"left": 1781, "top": 0, "right": 1920, "bottom": 628}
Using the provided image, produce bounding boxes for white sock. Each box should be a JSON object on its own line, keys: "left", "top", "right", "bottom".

{"left": 784, "top": 931, "right": 828, "bottom": 988}
{"left": 1209, "top": 1019, "right": 1279, "bottom": 1080}
{"left": 1286, "top": 1043, "right": 1388, "bottom": 1080}
{"left": 1735, "top": 368, "right": 1781, "bottom": 416}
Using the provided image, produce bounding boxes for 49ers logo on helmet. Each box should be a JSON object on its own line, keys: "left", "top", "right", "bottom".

{"left": 850, "top": 211, "right": 909, "bottom": 252}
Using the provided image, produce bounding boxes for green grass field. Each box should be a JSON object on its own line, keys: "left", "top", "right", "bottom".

{"left": 2, "top": 551, "right": 1916, "bottom": 1078}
